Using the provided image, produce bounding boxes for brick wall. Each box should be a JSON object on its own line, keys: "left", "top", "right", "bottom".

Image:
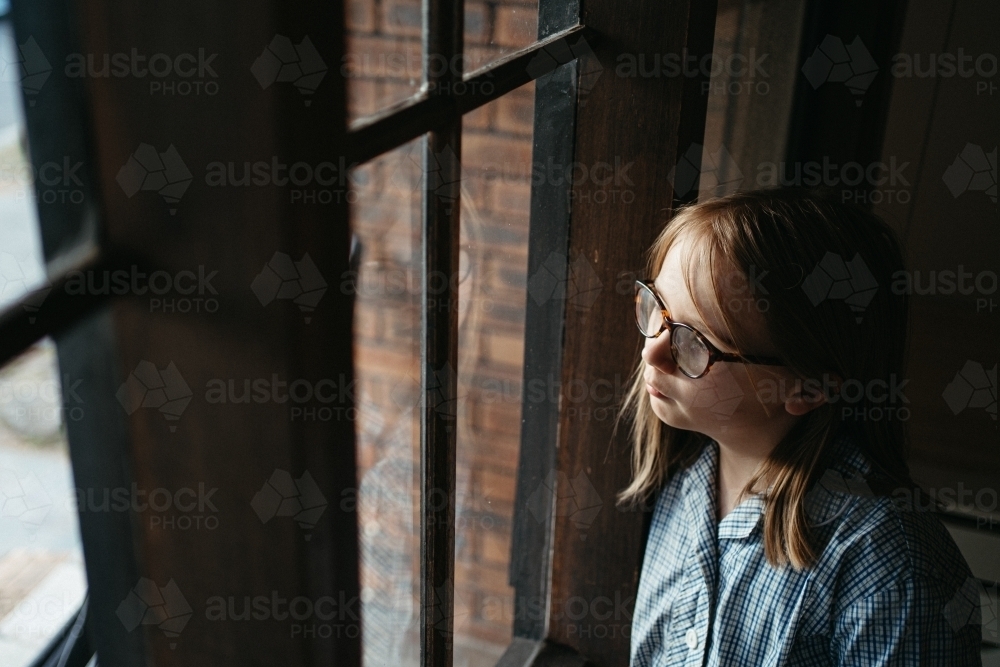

{"left": 346, "top": 2, "right": 538, "bottom": 664}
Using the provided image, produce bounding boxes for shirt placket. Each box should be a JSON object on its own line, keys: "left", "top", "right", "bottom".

{"left": 680, "top": 444, "right": 719, "bottom": 667}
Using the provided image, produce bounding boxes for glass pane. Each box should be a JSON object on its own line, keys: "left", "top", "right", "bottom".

{"left": 453, "top": 81, "right": 535, "bottom": 664}
{"left": 465, "top": 1, "right": 540, "bottom": 74}
{"left": 0, "top": 21, "right": 48, "bottom": 317}
{"left": 695, "top": 0, "right": 807, "bottom": 200}
{"left": 0, "top": 338, "right": 86, "bottom": 666}
{"left": 350, "top": 137, "right": 423, "bottom": 667}
{"left": 345, "top": 0, "right": 423, "bottom": 122}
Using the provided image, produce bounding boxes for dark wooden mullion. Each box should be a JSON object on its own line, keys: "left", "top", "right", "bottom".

{"left": 0, "top": 250, "right": 106, "bottom": 369}
{"left": 345, "top": 25, "right": 589, "bottom": 167}
{"left": 420, "top": 0, "right": 463, "bottom": 666}
{"left": 546, "top": 0, "right": 720, "bottom": 662}
{"left": 507, "top": 59, "right": 580, "bottom": 644}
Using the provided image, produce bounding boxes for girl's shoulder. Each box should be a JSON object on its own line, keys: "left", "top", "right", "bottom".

{"left": 804, "top": 435, "right": 973, "bottom": 611}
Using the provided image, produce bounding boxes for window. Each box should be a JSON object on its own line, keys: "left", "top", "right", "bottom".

{"left": 6, "top": 0, "right": 992, "bottom": 665}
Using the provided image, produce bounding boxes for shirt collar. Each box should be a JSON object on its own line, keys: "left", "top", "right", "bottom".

{"left": 705, "top": 431, "right": 874, "bottom": 540}
{"left": 718, "top": 494, "right": 765, "bottom": 540}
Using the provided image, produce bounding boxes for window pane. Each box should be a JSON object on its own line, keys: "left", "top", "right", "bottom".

{"left": 465, "top": 1, "right": 540, "bottom": 74}
{"left": 453, "top": 81, "right": 535, "bottom": 663}
{"left": 350, "top": 137, "right": 423, "bottom": 667}
{"left": 697, "top": 0, "right": 807, "bottom": 200}
{"left": 0, "top": 338, "right": 86, "bottom": 666}
{"left": 0, "top": 21, "right": 48, "bottom": 319}
{"left": 345, "top": 0, "right": 422, "bottom": 122}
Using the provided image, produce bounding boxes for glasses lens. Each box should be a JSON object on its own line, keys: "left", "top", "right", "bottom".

{"left": 671, "top": 326, "right": 711, "bottom": 377}
{"left": 635, "top": 285, "right": 662, "bottom": 336}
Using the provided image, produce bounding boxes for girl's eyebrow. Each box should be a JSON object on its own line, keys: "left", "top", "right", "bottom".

{"left": 654, "top": 278, "right": 738, "bottom": 351}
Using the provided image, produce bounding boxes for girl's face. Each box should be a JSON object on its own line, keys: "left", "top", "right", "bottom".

{"left": 641, "top": 233, "right": 811, "bottom": 448}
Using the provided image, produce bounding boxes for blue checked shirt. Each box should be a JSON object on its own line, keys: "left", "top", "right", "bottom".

{"left": 630, "top": 434, "right": 983, "bottom": 667}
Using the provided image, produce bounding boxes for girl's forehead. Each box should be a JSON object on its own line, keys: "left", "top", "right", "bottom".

{"left": 654, "top": 233, "right": 774, "bottom": 352}
{"left": 654, "top": 236, "right": 721, "bottom": 314}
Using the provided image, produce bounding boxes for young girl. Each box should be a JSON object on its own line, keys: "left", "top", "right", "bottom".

{"left": 619, "top": 189, "right": 982, "bottom": 666}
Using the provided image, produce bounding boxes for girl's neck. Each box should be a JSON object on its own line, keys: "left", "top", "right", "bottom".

{"left": 715, "top": 437, "right": 775, "bottom": 521}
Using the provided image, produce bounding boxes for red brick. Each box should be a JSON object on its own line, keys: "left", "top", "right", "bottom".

{"left": 344, "top": 35, "right": 422, "bottom": 81}
{"left": 463, "top": 102, "right": 494, "bottom": 131}
{"left": 346, "top": 77, "right": 379, "bottom": 120}
{"left": 486, "top": 178, "right": 532, "bottom": 217}
{"left": 494, "top": 84, "right": 535, "bottom": 135}
{"left": 465, "top": 3, "right": 492, "bottom": 44}
{"left": 479, "top": 467, "right": 517, "bottom": 505}
{"left": 463, "top": 133, "right": 533, "bottom": 174}
{"left": 346, "top": 0, "right": 377, "bottom": 32}
{"left": 493, "top": 5, "right": 538, "bottom": 48}
{"left": 480, "top": 527, "right": 512, "bottom": 566}
{"left": 381, "top": 0, "right": 422, "bottom": 38}
{"left": 465, "top": 45, "right": 505, "bottom": 74}
{"left": 483, "top": 331, "right": 525, "bottom": 368}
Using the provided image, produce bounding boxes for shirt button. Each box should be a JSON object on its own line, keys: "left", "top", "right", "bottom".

{"left": 685, "top": 629, "right": 699, "bottom": 650}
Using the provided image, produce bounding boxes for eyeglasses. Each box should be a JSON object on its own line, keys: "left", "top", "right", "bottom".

{"left": 634, "top": 279, "right": 784, "bottom": 379}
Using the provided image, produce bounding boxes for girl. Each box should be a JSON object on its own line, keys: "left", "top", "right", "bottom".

{"left": 619, "top": 189, "right": 982, "bottom": 666}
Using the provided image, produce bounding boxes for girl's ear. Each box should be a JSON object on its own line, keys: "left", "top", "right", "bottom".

{"left": 784, "top": 374, "right": 837, "bottom": 416}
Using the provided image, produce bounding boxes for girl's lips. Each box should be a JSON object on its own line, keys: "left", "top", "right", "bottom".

{"left": 646, "top": 384, "right": 669, "bottom": 399}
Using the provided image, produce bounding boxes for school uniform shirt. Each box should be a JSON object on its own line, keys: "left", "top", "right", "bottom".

{"left": 630, "top": 434, "right": 983, "bottom": 667}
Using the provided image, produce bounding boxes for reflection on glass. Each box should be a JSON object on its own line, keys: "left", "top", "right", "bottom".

{"left": 465, "top": 1, "right": 539, "bottom": 74}
{"left": 452, "top": 81, "right": 534, "bottom": 664}
{"left": 351, "top": 137, "right": 423, "bottom": 667}
{"left": 0, "top": 339, "right": 86, "bottom": 666}
{"left": 0, "top": 21, "right": 47, "bottom": 317}
{"left": 345, "top": 0, "right": 423, "bottom": 122}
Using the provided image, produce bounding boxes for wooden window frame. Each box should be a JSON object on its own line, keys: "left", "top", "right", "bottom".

{"left": 1, "top": 0, "right": 910, "bottom": 665}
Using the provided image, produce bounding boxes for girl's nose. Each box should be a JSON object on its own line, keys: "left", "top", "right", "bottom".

{"left": 641, "top": 327, "right": 677, "bottom": 374}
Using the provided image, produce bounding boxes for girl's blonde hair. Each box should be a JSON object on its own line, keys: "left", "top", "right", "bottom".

{"left": 615, "top": 188, "right": 914, "bottom": 570}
